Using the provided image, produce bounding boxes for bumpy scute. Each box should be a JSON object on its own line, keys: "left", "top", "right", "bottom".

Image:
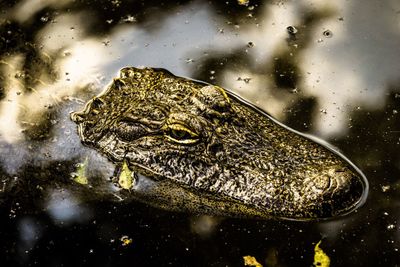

{"left": 71, "top": 67, "right": 368, "bottom": 220}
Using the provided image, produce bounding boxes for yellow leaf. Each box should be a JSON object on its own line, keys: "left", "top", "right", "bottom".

{"left": 313, "top": 240, "right": 330, "bottom": 267}
{"left": 238, "top": 0, "right": 249, "bottom": 6}
{"left": 118, "top": 161, "right": 134, "bottom": 189}
{"left": 120, "top": 235, "right": 133, "bottom": 246}
{"left": 243, "top": 255, "right": 263, "bottom": 267}
{"left": 72, "top": 158, "right": 88, "bottom": 185}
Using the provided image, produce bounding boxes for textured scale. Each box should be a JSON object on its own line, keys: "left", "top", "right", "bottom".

{"left": 71, "top": 67, "right": 368, "bottom": 220}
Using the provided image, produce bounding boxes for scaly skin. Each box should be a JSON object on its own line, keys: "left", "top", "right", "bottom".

{"left": 71, "top": 67, "right": 368, "bottom": 220}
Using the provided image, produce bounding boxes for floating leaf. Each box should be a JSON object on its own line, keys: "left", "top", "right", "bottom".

{"left": 118, "top": 161, "right": 134, "bottom": 189}
{"left": 72, "top": 158, "right": 88, "bottom": 185}
{"left": 120, "top": 235, "right": 133, "bottom": 246}
{"left": 313, "top": 240, "right": 330, "bottom": 267}
{"left": 243, "top": 255, "right": 263, "bottom": 267}
{"left": 238, "top": 0, "right": 249, "bottom": 6}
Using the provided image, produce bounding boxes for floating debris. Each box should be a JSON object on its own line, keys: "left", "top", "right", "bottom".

{"left": 247, "top": 41, "right": 255, "bottom": 48}
{"left": 243, "top": 255, "right": 263, "bottom": 267}
{"left": 387, "top": 224, "right": 396, "bottom": 230}
{"left": 381, "top": 185, "right": 390, "bottom": 192}
{"left": 287, "top": 25, "right": 298, "bottom": 35}
{"left": 118, "top": 161, "right": 134, "bottom": 190}
{"left": 313, "top": 240, "right": 330, "bottom": 267}
{"left": 121, "top": 15, "right": 136, "bottom": 23}
{"left": 120, "top": 235, "right": 133, "bottom": 246}
{"left": 237, "top": 77, "right": 252, "bottom": 83}
{"left": 72, "top": 158, "right": 88, "bottom": 185}
{"left": 238, "top": 0, "right": 249, "bottom": 6}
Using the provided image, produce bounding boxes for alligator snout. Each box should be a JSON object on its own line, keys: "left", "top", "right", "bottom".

{"left": 298, "top": 166, "right": 367, "bottom": 218}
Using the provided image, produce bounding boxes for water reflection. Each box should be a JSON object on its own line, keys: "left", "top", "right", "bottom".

{"left": 45, "top": 189, "right": 92, "bottom": 224}
{"left": 0, "top": 0, "right": 399, "bottom": 266}
{"left": 17, "top": 217, "right": 42, "bottom": 262}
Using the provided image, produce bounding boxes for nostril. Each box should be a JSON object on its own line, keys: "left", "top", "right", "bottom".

{"left": 321, "top": 169, "right": 367, "bottom": 217}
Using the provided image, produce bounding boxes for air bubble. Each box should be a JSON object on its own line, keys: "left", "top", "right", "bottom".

{"left": 247, "top": 41, "right": 254, "bottom": 48}
{"left": 286, "top": 26, "right": 298, "bottom": 35}
{"left": 323, "top": 30, "right": 333, "bottom": 38}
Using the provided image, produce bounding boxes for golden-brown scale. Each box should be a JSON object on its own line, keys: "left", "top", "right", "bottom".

{"left": 71, "top": 67, "right": 368, "bottom": 220}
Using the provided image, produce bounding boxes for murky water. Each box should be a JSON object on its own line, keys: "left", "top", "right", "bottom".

{"left": 0, "top": 0, "right": 399, "bottom": 266}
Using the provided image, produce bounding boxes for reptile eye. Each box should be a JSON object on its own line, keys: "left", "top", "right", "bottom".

{"left": 165, "top": 124, "right": 199, "bottom": 144}
{"left": 171, "top": 129, "right": 192, "bottom": 139}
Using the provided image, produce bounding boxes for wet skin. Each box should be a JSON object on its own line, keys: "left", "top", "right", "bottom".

{"left": 71, "top": 67, "right": 368, "bottom": 220}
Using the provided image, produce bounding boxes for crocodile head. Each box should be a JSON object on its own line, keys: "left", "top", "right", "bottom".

{"left": 71, "top": 67, "right": 368, "bottom": 220}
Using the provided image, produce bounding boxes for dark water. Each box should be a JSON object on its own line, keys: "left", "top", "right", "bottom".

{"left": 0, "top": 0, "right": 399, "bottom": 266}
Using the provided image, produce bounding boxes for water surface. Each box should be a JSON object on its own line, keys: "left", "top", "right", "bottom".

{"left": 0, "top": 0, "right": 399, "bottom": 266}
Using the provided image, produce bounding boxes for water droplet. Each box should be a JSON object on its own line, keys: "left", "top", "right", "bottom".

{"left": 286, "top": 26, "right": 298, "bottom": 35}
{"left": 381, "top": 185, "right": 390, "bottom": 192}
{"left": 393, "top": 109, "right": 398, "bottom": 114}
{"left": 387, "top": 224, "right": 396, "bottom": 230}
{"left": 185, "top": 58, "right": 195, "bottom": 63}
{"left": 237, "top": 77, "right": 251, "bottom": 83}
{"left": 247, "top": 41, "right": 254, "bottom": 48}
{"left": 40, "top": 16, "right": 49, "bottom": 22}
{"left": 323, "top": 30, "right": 333, "bottom": 38}
{"left": 121, "top": 15, "right": 136, "bottom": 23}
{"left": 320, "top": 109, "right": 327, "bottom": 114}
{"left": 111, "top": 0, "right": 121, "bottom": 7}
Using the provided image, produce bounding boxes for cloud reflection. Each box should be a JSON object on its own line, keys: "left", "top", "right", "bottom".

{"left": 45, "top": 189, "right": 92, "bottom": 225}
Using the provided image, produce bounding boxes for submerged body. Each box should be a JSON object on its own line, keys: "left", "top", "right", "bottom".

{"left": 71, "top": 67, "right": 368, "bottom": 220}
